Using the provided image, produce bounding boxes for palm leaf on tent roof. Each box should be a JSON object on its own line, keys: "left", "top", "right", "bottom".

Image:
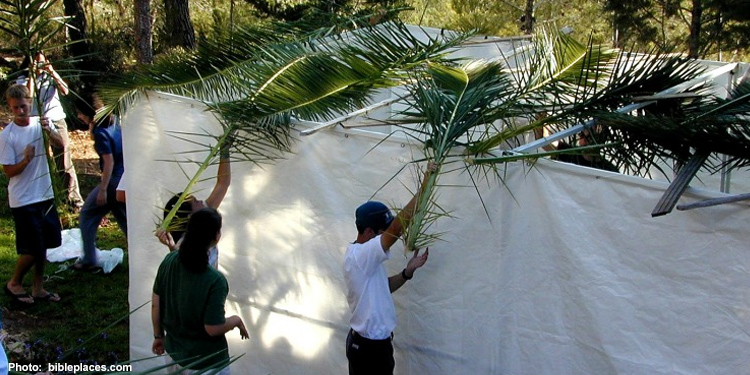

{"left": 388, "top": 29, "right": 738, "bottom": 251}
{"left": 584, "top": 78, "right": 750, "bottom": 174}
{"left": 468, "top": 49, "right": 715, "bottom": 168}
{"left": 384, "top": 30, "right": 636, "bottom": 251}
{"left": 99, "top": 20, "right": 472, "bottom": 230}
{"left": 472, "top": 55, "right": 750, "bottom": 177}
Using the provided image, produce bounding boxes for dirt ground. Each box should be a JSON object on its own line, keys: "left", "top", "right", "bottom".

{"left": 68, "top": 129, "right": 99, "bottom": 172}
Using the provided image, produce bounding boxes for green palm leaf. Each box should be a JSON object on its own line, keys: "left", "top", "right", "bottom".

{"left": 585, "top": 79, "right": 750, "bottom": 174}
{"left": 99, "top": 21, "right": 471, "bottom": 230}
{"left": 521, "top": 31, "right": 618, "bottom": 97}
{"left": 470, "top": 44, "right": 708, "bottom": 164}
{"left": 392, "top": 29, "right": 721, "bottom": 250}
{"left": 396, "top": 60, "right": 516, "bottom": 250}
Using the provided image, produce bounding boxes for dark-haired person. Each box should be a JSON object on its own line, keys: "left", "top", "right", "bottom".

{"left": 156, "top": 145, "right": 230, "bottom": 269}
{"left": 344, "top": 162, "right": 436, "bottom": 375}
{"left": 71, "top": 97, "right": 127, "bottom": 271}
{"left": 152, "top": 208, "right": 248, "bottom": 374}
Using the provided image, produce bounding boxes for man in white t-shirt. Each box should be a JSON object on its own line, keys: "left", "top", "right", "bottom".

{"left": 21, "top": 52, "right": 84, "bottom": 208}
{"left": 0, "top": 84, "right": 64, "bottom": 304}
{"left": 343, "top": 162, "right": 435, "bottom": 375}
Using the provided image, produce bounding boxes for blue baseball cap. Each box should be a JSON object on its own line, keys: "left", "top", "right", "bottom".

{"left": 355, "top": 201, "right": 394, "bottom": 231}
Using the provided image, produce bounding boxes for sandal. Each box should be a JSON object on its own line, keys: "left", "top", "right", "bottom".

{"left": 32, "top": 292, "right": 61, "bottom": 302}
{"left": 4, "top": 284, "right": 34, "bottom": 305}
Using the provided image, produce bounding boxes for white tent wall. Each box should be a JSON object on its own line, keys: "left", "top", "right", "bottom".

{"left": 125, "top": 92, "right": 750, "bottom": 374}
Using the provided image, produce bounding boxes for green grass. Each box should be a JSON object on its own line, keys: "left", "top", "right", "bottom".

{"left": 1, "top": 172, "right": 129, "bottom": 366}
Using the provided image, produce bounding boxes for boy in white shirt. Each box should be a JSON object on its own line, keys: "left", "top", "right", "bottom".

{"left": 0, "top": 84, "right": 64, "bottom": 304}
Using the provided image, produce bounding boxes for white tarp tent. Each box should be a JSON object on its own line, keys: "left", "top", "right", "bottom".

{"left": 125, "top": 92, "right": 750, "bottom": 375}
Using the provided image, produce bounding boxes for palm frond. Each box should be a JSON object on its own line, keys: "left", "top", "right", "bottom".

{"left": 99, "top": 21, "right": 472, "bottom": 231}
{"left": 100, "top": 22, "right": 468, "bottom": 116}
{"left": 585, "top": 79, "right": 750, "bottom": 174}
{"left": 391, "top": 29, "right": 719, "bottom": 249}
{"left": 392, "top": 60, "right": 519, "bottom": 249}
{"left": 521, "top": 30, "right": 618, "bottom": 98}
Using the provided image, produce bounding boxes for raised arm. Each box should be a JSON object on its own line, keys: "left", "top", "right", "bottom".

{"left": 380, "top": 162, "right": 437, "bottom": 251}
{"left": 155, "top": 229, "right": 178, "bottom": 252}
{"left": 43, "top": 63, "right": 69, "bottom": 96}
{"left": 34, "top": 53, "right": 68, "bottom": 96}
{"left": 204, "top": 151, "right": 230, "bottom": 209}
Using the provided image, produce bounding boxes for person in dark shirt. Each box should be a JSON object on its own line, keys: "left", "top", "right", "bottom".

{"left": 152, "top": 208, "right": 248, "bottom": 374}
{"left": 71, "top": 96, "right": 127, "bottom": 270}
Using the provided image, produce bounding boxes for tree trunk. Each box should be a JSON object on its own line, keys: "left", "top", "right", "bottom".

{"left": 164, "top": 0, "right": 196, "bottom": 49}
{"left": 135, "top": 0, "right": 154, "bottom": 63}
{"left": 521, "top": 0, "right": 535, "bottom": 34}
{"left": 62, "top": 0, "right": 91, "bottom": 64}
{"left": 688, "top": 0, "right": 702, "bottom": 58}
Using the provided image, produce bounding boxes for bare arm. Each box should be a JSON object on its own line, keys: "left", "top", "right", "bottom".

{"left": 151, "top": 293, "right": 165, "bottom": 355}
{"left": 388, "top": 248, "right": 429, "bottom": 293}
{"left": 155, "top": 229, "right": 178, "bottom": 252}
{"left": 204, "top": 155, "right": 230, "bottom": 209}
{"left": 205, "top": 315, "right": 249, "bottom": 339}
{"left": 97, "top": 154, "right": 114, "bottom": 206}
{"left": 380, "top": 162, "right": 437, "bottom": 252}
{"left": 45, "top": 65, "right": 69, "bottom": 96}
{"left": 1, "top": 144, "right": 35, "bottom": 178}
{"left": 42, "top": 117, "right": 64, "bottom": 148}
{"left": 25, "top": 75, "right": 33, "bottom": 94}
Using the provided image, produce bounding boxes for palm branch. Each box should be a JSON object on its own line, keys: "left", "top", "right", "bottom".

{"left": 391, "top": 30, "right": 625, "bottom": 250}
{"left": 391, "top": 27, "right": 740, "bottom": 250}
{"left": 469, "top": 45, "right": 715, "bottom": 176}
{"left": 581, "top": 78, "right": 750, "bottom": 175}
{"left": 99, "top": 21, "right": 471, "bottom": 230}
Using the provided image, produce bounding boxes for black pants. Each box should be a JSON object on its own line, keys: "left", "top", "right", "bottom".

{"left": 346, "top": 329, "right": 394, "bottom": 375}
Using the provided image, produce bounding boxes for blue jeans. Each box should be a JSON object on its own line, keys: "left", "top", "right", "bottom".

{"left": 78, "top": 176, "right": 127, "bottom": 265}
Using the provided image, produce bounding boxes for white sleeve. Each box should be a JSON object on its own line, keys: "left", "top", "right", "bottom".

{"left": 0, "top": 132, "right": 17, "bottom": 165}
{"left": 117, "top": 171, "right": 127, "bottom": 192}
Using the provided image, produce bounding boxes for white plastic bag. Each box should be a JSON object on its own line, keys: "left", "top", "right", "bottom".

{"left": 96, "top": 247, "right": 124, "bottom": 274}
{"left": 47, "top": 229, "right": 125, "bottom": 274}
{"left": 47, "top": 229, "right": 84, "bottom": 262}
